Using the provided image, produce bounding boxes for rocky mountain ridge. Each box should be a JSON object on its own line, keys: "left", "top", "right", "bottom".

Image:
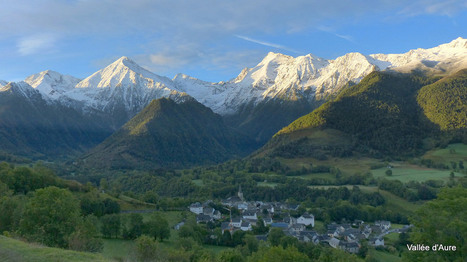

{"left": 6, "top": 38, "right": 467, "bottom": 118}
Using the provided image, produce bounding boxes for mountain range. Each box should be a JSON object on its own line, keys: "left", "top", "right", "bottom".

{"left": 0, "top": 37, "right": 466, "bottom": 167}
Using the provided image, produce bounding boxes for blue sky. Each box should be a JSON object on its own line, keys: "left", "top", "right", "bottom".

{"left": 0, "top": 0, "right": 466, "bottom": 82}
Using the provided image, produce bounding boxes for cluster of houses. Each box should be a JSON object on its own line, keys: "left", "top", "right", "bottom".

{"left": 186, "top": 187, "right": 410, "bottom": 254}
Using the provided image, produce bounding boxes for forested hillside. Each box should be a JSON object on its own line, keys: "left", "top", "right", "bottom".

{"left": 80, "top": 98, "right": 257, "bottom": 169}
{"left": 417, "top": 69, "right": 467, "bottom": 130}
{"left": 262, "top": 70, "right": 466, "bottom": 158}
{"left": 0, "top": 83, "right": 113, "bottom": 159}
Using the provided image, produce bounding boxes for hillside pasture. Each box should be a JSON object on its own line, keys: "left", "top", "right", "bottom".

{"left": 308, "top": 185, "right": 420, "bottom": 214}
{"left": 422, "top": 143, "right": 467, "bottom": 166}
{"left": 371, "top": 165, "right": 462, "bottom": 183}
{"left": 0, "top": 236, "right": 108, "bottom": 262}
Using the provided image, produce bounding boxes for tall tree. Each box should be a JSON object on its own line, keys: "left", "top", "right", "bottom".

{"left": 405, "top": 186, "right": 467, "bottom": 262}
{"left": 268, "top": 228, "right": 285, "bottom": 247}
{"left": 100, "top": 214, "right": 121, "bottom": 238}
{"left": 145, "top": 213, "right": 170, "bottom": 241}
{"left": 19, "top": 186, "right": 80, "bottom": 248}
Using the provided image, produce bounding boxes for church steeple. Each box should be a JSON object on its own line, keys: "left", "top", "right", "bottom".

{"left": 238, "top": 185, "right": 244, "bottom": 202}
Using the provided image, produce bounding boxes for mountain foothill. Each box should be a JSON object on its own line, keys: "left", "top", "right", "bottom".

{"left": 0, "top": 38, "right": 466, "bottom": 169}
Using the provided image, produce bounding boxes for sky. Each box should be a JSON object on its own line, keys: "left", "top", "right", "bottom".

{"left": 0, "top": 0, "right": 466, "bottom": 82}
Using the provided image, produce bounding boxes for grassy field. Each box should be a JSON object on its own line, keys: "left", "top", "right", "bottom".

{"left": 0, "top": 236, "right": 109, "bottom": 262}
{"left": 372, "top": 188, "right": 420, "bottom": 214}
{"left": 308, "top": 185, "right": 420, "bottom": 214}
{"left": 369, "top": 248, "right": 402, "bottom": 262}
{"left": 102, "top": 239, "right": 134, "bottom": 261}
{"left": 384, "top": 232, "right": 400, "bottom": 246}
{"left": 280, "top": 156, "right": 382, "bottom": 176}
{"left": 371, "top": 165, "right": 462, "bottom": 183}
{"left": 257, "top": 181, "right": 279, "bottom": 188}
{"left": 276, "top": 143, "right": 466, "bottom": 182}
{"left": 423, "top": 143, "right": 467, "bottom": 165}
{"left": 203, "top": 245, "right": 232, "bottom": 254}
{"left": 192, "top": 179, "right": 204, "bottom": 187}
{"left": 102, "top": 210, "right": 231, "bottom": 260}
{"left": 391, "top": 224, "right": 405, "bottom": 229}
{"left": 289, "top": 172, "right": 336, "bottom": 182}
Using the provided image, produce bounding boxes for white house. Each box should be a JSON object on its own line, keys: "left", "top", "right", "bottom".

{"left": 203, "top": 207, "right": 215, "bottom": 216}
{"left": 213, "top": 210, "right": 222, "bottom": 220}
{"left": 340, "top": 241, "right": 360, "bottom": 253}
{"left": 370, "top": 237, "right": 385, "bottom": 246}
{"left": 297, "top": 213, "right": 315, "bottom": 227}
{"left": 329, "top": 237, "right": 340, "bottom": 248}
{"left": 263, "top": 217, "right": 273, "bottom": 226}
{"left": 289, "top": 223, "right": 306, "bottom": 234}
{"left": 231, "top": 217, "right": 242, "bottom": 228}
{"left": 375, "top": 220, "right": 391, "bottom": 231}
{"left": 237, "top": 202, "right": 248, "bottom": 210}
{"left": 242, "top": 210, "right": 257, "bottom": 220}
{"left": 261, "top": 203, "right": 275, "bottom": 214}
{"left": 240, "top": 221, "right": 252, "bottom": 231}
{"left": 189, "top": 202, "right": 203, "bottom": 214}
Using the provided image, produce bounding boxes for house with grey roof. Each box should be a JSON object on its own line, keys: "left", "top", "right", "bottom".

{"left": 240, "top": 221, "right": 252, "bottom": 231}
{"left": 189, "top": 202, "right": 203, "bottom": 214}
{"left": 375, "top": 220, "right": 391, "bottom": 231}
{"left": 339, "top": 241, "right": 360, "bottom": 253}
{"left": 297, "top": 213, "right": 314, "bottom": 227}
{"left": 369, "top": 237, "right": 384, "bottom": 247}
{"left": 196, "top": 214, "right": 213, "bottom": 223}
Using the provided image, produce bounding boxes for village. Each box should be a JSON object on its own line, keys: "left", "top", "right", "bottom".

{"left": 184, "top": 186, "right": 412, "bottom": 254}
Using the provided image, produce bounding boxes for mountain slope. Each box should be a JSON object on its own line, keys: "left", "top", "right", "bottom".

{"left": 62, "top": 57, "right": 185, "bottom": 128}
{"left": 417, "top": 69, "right": 467, "bottom": 130}
{"left": 224, "top": 98, "right": 321, "bottom": 143}
{"left": 0, "top": 82, "right": 113, "bottom": 158}
{"left": 259, "top": 71, "right": 451, "bottom": 158}
{"left": 80, "top": 97, "right": 257, "bottom": 169}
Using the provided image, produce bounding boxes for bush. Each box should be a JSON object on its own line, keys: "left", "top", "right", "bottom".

{"left": 135, "top": 235, "right": 167, "bottom": 262}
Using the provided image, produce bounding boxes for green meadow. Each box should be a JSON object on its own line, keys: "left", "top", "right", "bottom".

{"left": 0, "top": 236, "right": 109, "bottom": 262}
{"left": 423, "top": 143, "right": 467, "bottom": 165}
{"left": 371, "top": 165, "right": 462, "bottom": 183}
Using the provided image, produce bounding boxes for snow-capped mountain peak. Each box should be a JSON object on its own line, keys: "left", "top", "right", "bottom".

{"left": 59, "top": 56, "right": 184, "bottom": 120}
{"left": 24, "top": 70, "right": 80, "bottom": 100}
{"left": 370, "top": 37, "right": 467, "bottom": 72}
{"left": 0, "top": 81, "right": 41, "bottom": 99}
{"left": 76, "top": 56, "right": 173, "bottom": 89}
{"left": 191, "top": 38, "right": 467, "bottom": 114}
{"left": 6, "top": 38, "right": 466, "bottom": 119}
{"left": 443, "top": 37, "right": 467, "bottom": 49}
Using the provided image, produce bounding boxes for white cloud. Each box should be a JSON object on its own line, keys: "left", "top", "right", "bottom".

{"left": 235, "top": 35, "right": 302, "bottom": 54}
{"left": 1, "top": 0, "right": 466, "bottom": 79}
{"left": 132, "top": 48, "right": 264, "bottom": 81}
{"left": 17, "top": 34, "right": 57, "bottom": 56}
{"left": 0, "top": 1, "right": 408, "bottom": 37}
{"left": 316, "top": 26, "right": 356, "bottom": 44}
{"left": 399, "top": 0, "right": 467, "bottom": 16}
